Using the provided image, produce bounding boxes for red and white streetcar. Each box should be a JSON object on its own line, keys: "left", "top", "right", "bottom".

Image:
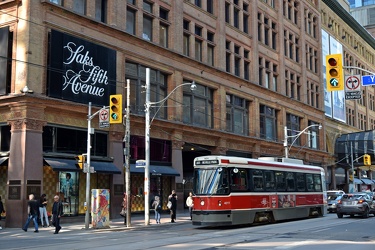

{"left": 192, "top": 155, "right": 327, "bottom": 226}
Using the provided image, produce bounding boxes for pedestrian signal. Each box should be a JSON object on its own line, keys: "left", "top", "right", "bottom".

{"left": 109, "top": 94, "right": 122, "bottom": 124}
{"left": 326, "top": 54, "right": 344, "bottom": 91}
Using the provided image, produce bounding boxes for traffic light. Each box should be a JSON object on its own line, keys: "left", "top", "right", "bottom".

{"left": 75, "top": 155, "right": 85, "bottom": 169}
{"left": 109, "top": 94, "right": 122, "bottom": 124}
{"left": 363, "top": 154, "right": 371, "bottom": 166}
{"left": 326, "top": 54, "right": 344, "bottom": 91}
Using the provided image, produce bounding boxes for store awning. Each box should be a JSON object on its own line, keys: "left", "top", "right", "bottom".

{"left": 44, "top": 158, "right": 121, "bottom": 174}
{"left": 130, "top": 164, "right": 180, "bottom": 176}
{"left": 0, "top": 157, "right": 8, "bottom": 166}
{"left": 353, "top": 178, "right": 363, "bottom": 184}
{"left": 91, "top": 161, "right": 121, "bottom": 174}
{"left": 361, "top": 178, "right": 374, "bottom": 185}
{"left": 44, "top": 158, "right": 78, "bottom": 171}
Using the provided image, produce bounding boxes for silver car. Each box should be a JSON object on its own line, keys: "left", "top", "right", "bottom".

{"left": 336, "top": 192, "right": 375, "bottom": 218}
{"left": 327, "top": 194, "right": 342, "bottom": 213}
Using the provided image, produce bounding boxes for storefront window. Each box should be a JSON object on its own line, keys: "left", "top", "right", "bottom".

{"left": 59, "top": 172, "right": 79, "bottom": 216}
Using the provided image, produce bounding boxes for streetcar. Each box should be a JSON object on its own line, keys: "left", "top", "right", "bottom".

{"left": 192, "top": 155, "right": 327, "bottom": 226}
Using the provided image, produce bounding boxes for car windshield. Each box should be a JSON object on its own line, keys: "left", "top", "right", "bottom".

{"left": 328, "top": 195, "right": 342, "bottom": 200}
{"left": 342, "top": 194, "right": 365, "bottom": 200}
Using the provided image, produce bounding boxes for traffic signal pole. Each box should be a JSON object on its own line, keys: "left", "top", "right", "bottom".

{"left": 85, "top": 102, "right": 92, "bottom": 230}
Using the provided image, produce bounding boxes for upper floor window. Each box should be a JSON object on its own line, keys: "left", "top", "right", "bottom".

{"left": 73, "top": 0, "right": 86, "bottom": 15}
{"left": 307, "top": 121, "right": 320, "bottom": 150}
{"left": 125, "top": 62, "right": 168, "bottom": 119}
{"left": 259, "top": 105, "right": 277, "bottom": 141}
{"left": 143, "top": 0, "right": 153, "bottom": 13}
{"left": 95, "top": 0, "right": 107, "bottom": 23}
{"left": 126, "top": 8, "right": 136, "bottom": 35}
{"left": 183, "top": 82, "right": 213, "bottom": 128}
{"left": 50, "top": 0, "right": 63, "bottom": 4}
{"left": 283, "top": 0, "right": 299, "bottom": 25}
{"left": 286, "top": 114, "right": 301, "bottom": 146}
{"left": 226, "top": 94, "right": 249, "bottom": 136}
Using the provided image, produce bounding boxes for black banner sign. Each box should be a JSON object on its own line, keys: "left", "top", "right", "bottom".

{"left": 47, "top": 30, "right": 116, "bottom": 106}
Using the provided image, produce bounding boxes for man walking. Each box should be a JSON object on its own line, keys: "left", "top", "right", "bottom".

{"left": 22, "top": 194, "right": 39, "bottom": 233}
{"left": 52, "top": 195, "right": 63, "bottom": 234}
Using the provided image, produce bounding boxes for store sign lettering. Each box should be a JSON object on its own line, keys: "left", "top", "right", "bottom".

{"left": 62, "top": 42, "right": 108, "bottom": 97}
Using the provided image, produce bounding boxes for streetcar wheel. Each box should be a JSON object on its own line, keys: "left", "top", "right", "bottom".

{"left": 337, "top": 213, "right": 343, "bottom": 218}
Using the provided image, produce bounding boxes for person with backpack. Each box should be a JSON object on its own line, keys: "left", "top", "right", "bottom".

{"left": 151, "top": 195, "right": 162, "bottom": 224}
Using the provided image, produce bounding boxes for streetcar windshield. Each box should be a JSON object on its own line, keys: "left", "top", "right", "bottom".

{"left": 193, "top": 168, "right": 229, "bottom": 195}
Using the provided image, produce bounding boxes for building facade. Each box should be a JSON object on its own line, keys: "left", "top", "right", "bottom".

{"left": 0, "top": 0, "right": 372, "bottom": 228}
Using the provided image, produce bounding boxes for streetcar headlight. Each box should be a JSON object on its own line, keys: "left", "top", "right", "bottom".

{"left": 218, "top": 200, "right": 222, "bottom": 206}
{"left": 200, "top": 200, "right": 205, "bottom": 206}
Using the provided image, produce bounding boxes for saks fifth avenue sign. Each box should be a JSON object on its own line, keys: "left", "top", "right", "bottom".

{"left": 48, "top": 30, "right": 116, "bottom": 106}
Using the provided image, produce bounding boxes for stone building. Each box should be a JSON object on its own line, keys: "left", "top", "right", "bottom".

{"left": 4, "top": 0, "right": 372, "bottom": 227}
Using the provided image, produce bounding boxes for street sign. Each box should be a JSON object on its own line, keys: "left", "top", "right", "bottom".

{"left": 99, "top": 108, "right": 110, "bottom": 128}
{"left": 362, "top": 75, "right": 375, "bottom": 86}
{"left": 345, "top": 75, "right": 361, "bottom": 100}
{"left": 136, "top": 159, "right": 146, "bottom": 168}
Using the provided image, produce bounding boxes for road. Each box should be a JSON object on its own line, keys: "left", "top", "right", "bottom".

{"left": 1, "top": 213, "right": 374, "bottom": 249}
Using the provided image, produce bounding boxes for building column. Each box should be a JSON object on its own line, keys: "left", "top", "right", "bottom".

{"left": 171, "top": 139, "right": 184, "bottom": 210}
{"left": 7, "top": 110, "right": 45, "bottom": 227}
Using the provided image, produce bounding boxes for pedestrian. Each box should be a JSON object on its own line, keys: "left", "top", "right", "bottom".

{"left": 22, "top": 194, "right": 39, "bottom": 233}
{"left": 186, "top": 192, "right": 194, "bottom": 220}
{"left": 168, "top": 190, "right": 177, "bottom": 223}
{"left": 151, "top": 195, "right": 162, "bottom": 224}
{"left": 52, "top": 195, "right": 63, "bottom": 234}
{"left": 0, "top": 196, "right": 5, "bottom": 230}
{"left": 39, "top": 194, "right": 49, "bottom": 227}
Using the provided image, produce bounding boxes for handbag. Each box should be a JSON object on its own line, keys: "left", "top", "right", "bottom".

{"left": 51, "top": 215, "right": 56, "bottom": 227}
{"left": 167, "top": 201, "right": 172, "bottom": 209}
{"left": 120, "top": 208, "right": 126, "bottom": 217}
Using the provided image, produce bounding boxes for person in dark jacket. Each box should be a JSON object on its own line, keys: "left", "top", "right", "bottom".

{"left": 0, "top": 196, "right": 5, "bottom": 230}
{"left": 168, "top": 190, "right": 177, "bottom": 223}
{"left": 52, "top": 195, "right": 63, "bottom": 234}
{"left": 22, "top": 194, "right": 39, "bottom": 232}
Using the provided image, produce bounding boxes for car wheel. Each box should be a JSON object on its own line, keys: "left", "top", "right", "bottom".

{"left": 362, "top": 207, "right": 369, "bottom": 218}
{"left": 350, "top": 214, "right": 355, "bottom": 218}
{"left": 337, "top": 213, "right": 343, "bottom": 218}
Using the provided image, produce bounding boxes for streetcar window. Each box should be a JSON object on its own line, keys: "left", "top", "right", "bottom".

{"left": 193, "top": 168, "right": 229, "bottom": 195}
{"left": 306, "top": 174, "right": 314, "bottom": 191}
{"left": 275, "top": 171, "right": 286, "bottom": 191}
{"left": 313, "top": 174, "right": 322, "bottom": 191}
{"left": 296, "top": 173, "right": 305, "bottom": 191}
{"left": 286, "top": 172, "right": 296, "bottom": 191}
{"left": 251, "top": 170, "right": 264, "bottom": 191}
{"left": 231, "top": 168, "right": 247, "bottom": 191}
{"left": 264, "top": 171, "right": 275, "bottom": 191}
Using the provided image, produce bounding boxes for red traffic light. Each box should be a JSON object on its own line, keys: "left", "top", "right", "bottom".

{"left": 328, "top": 58, "right": 337, "bottom": 67}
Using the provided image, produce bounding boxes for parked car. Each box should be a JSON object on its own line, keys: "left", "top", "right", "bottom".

{"left": 327, "top": 194, "right": 343, "bottom": 213}
{"left": 336, "top": 192, "right": 375, "bottom": 218}
{"left": 327, "top": 190, "right": 345, "bottom": 196}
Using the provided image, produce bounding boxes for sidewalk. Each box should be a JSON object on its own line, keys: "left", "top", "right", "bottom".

{"left": 0, "top": 210, "right": 191, "bottom": 234}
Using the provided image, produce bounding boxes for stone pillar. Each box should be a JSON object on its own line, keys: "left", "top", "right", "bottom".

{"left": 172, "top": 139, "right": 184, "bottom": 210}
{"left": 7, "top": 106, "right": 46, "bottom": 227}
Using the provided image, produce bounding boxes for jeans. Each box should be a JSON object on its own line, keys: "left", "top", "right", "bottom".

{"left": 39, "top": 207, "right": 49, "bottom": 226}
{"left": 154, "top": 210, "right": 161, "bottom": 223}
{"left": 23, "top": 214, "right": 39, "bottom": 231}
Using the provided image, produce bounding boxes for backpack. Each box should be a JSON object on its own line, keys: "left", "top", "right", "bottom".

{"left": 156, "top": 203, "right": 162, "bottom": 211}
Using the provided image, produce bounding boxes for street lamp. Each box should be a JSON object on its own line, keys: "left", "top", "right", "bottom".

{"left": 144, "top": 68, "right": 196, "bottom": 225}
{"left": 283, "top": 124, "right": 322, "bottom": 158}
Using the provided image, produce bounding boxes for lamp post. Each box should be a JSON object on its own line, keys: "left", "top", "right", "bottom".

{"left": 144, "top": 68, "right": 196, "bottom": 225}
{"left": 284, "top": 124, "right": 322, "bottom": 158}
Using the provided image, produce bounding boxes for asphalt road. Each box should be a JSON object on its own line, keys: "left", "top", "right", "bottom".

{"left": 0, "top": 212, "right": 374, "bottom": 250}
